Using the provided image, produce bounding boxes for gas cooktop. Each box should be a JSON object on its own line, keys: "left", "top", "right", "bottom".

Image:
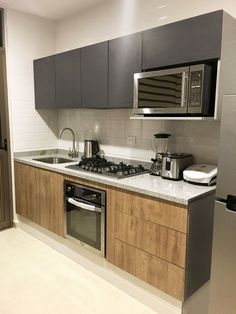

{"left": 66, "top": 156, "right": 149, "bottom": 179}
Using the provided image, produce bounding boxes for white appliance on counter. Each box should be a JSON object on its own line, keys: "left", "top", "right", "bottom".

{"left": 183, "top": 164, "right": 217, "bottom": 186}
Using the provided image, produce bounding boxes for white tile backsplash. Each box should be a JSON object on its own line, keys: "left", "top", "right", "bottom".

{"left": 5, "top": 9, "right": 58, "bottom": 152}
{"left": 58, "top": 109, "right": 220, "bottom": 164}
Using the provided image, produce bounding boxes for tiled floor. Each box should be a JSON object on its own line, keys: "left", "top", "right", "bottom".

{"left": 0, "top": 228, "right": 156, "bottom": 314}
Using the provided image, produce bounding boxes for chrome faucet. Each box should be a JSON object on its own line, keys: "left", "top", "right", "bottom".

{"left": 59, "top": 127, "right": 78, "bottom": 158}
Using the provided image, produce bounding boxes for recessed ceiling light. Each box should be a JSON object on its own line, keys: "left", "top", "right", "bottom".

{"left": 159, "top": 16, "right": 168, "bottom": 20}
{"left": 157, "top": 4, "right": 169, "bottom": 9}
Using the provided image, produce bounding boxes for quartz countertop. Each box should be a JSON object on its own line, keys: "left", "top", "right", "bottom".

{"left": 14, "top": 150, "right": 215, "bottom": 205}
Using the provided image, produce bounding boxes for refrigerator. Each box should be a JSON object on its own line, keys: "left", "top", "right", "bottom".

{"left": 208, "top": 95, "right": 236, "bottom": 314}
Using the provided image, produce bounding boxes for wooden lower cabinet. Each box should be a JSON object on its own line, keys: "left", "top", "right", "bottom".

{"left": 114, "top": 211, "right": 187, "bottom": 268}
{"left": 107, "top": 187, "right": 214, "bottom": 301}
{"left": 15, "top": 162, "right": 64, "bottom": 236}
{"left": 114, "top": 239, "right": 185, "bottom": 300}
{"left": 14, "top": 162, "right": 214, "bottom": 301}
{"left": 107, "top": 186, "right": 188, "bottom": 301}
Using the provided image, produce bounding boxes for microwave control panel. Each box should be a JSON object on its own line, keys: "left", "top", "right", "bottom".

{"left": 189, "top": 71, "right": 203, "bottom": 107}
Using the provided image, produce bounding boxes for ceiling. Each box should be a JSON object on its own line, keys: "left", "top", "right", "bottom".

{"left": 0, "top": 0, "right": 107, "bottom": 20}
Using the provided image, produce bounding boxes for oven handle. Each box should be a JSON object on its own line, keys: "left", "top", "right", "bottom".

{"left": 67, "top": 197, "right": 102, "bottom": 213}
{"left": 181, "top": 71, "right": 189, "bottom": 108}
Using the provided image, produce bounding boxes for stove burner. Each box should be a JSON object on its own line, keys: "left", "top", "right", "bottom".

{"left": 67, "top": 156, "right": 149, "bottom": 179}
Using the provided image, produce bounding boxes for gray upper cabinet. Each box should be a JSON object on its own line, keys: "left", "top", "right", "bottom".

{"left": 81, "top": 41, "right": 108, "bottom": 108}
{"left": 34, "top": 56, "right": 55, "bottom": 109}
{"left": 34, "top": 10, "right": 225, "bottom": 110}
{"left": 142, "top": 10, "right": 223, "bottom": 70}
{"left": 55, "top": 49, "right": 82, "bottom": 108}
{"left": 108, "top": 33, "right": 142, "bottom": 108}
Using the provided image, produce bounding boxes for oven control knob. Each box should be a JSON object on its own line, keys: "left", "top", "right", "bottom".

{"left": 66, "top": 186, "right": 74, "bottom": 196}
{"left": 67, "top": 186, "right": 72, "bottom": 192}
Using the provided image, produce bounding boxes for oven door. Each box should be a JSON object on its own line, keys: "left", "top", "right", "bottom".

{"left": 133, "top": 66, "right": 189, "bottom": 115}
{"left": 66, "top": 197, "right": 105, "bottom": 256}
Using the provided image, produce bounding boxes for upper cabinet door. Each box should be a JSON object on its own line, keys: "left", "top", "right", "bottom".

{"left": 34, "top": 56, "right": 55, "bottom": 109}
{"left": 109, "top": 33, "right": 142, "bottom": 108}
{"left": 142, "top": 11, "right": 223, "bottom": 70}
{"left": 55, "top": 49, "right": 82, "bottom": 108}
{"left": 81, "top": 41, "right": 108, "bottom": 108}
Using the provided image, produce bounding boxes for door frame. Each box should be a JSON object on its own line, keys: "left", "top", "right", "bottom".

{"left": 0, "top": 47, "right": 13, "bottom": 230}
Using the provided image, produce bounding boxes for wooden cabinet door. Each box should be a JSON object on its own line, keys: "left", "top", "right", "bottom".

{"left": 34, "top": 56, "right": 56, "bottom": 109}
{"left": 114, "top": 211, "right": 186, "bottom": 268}
{"left": 107, "top": 187, "right": 187, "bottom": 300}
{"left": 15, "top": 163, "right": 38, "bottom": 222}
{"left": 108, "top": 33, "right": 142, "bottom": 108}
{"left": 37, "top": 168, "right": 64, "bottom": 236}
{"left": 55, "top": 49, "right": 82, "bottom": 108}
{"left": 15, "top": 163, "right": 64, "bottom": 236}
{"left": 113, "top": 239, "right": 185, "bottom": 301}
{"left": 81, "top": 41, "right": 108, "bottom": 108}
{"left": 142, "top": 11, "right": 223, "bottom": 70}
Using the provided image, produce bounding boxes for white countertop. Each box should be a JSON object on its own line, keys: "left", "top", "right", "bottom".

{"left": 14, "top": 152, "right": 215, "bottom": 205}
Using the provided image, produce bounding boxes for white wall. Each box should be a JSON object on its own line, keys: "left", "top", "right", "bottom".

{"left": 56, "top": 0, "right": 234, "bottom": 163}
{"left": 56, "top": 0, "right": 236, "bottom": 52}
{"left": 5, "top": 9, "right": 58, "bottom": 152}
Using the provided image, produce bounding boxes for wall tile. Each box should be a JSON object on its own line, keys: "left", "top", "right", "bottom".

{"left": 6, "top": 9, "right": 57, "bottom": 152}
{"left": 57, "top": 109, "right": 220, "bottom": 164}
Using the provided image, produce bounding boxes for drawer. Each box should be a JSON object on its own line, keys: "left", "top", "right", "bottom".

{"left": 109, "top": 188, "right": 187, "bottom": 233}
{"left": 114, "top": 239, "right": 185, "bottom": 301}
{"left": 114, "top": 211, "right": 186, "bottom": 268}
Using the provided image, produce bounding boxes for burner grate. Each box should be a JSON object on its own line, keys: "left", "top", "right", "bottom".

{"left": 66, "top": 156, "right": 149, "bottom": 179}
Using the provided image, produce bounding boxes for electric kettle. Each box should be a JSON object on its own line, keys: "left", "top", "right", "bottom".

{"left": 84, "top": 140, "right": 99, "bottom": 158}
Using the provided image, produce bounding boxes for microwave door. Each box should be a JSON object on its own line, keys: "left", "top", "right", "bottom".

{"left": 134, "top": 66, "right": 189, "bottom": 115}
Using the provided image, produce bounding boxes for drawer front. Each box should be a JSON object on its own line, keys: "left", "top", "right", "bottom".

{"left": 115, "top": 211, "right": 186, "bottom": 268}
{"left": 109, "top": 188, "right": 188, "bottom": 233}
{"left": 114, "top": 239, "right": 185, "bottom": 301}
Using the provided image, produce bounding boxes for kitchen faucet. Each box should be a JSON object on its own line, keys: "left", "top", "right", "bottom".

{"left": 59, "top": 127, "right": 78, "bottom": 158}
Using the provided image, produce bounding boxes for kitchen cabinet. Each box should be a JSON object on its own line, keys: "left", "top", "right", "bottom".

{"left": 108, "top": 33, "right": 142, "bottom": 108}
{"left": 142, "top": 10, "right": 223, "bottom": 70}
{"left": 55, "top": 49, "right": 82, "bottom": 108}
{"left": 14, "top": 161, "right": 214, "bottom": 301}
{"left": 33, "top": 10, "right": 230, "bottom": 112}
{"left": 81, "top": 41, "right": 108, "bottom": 108}
{"left": 107, "top": 187, "right": 214, "bottom": 301}
{"left": 34, "top": 56, "right": 56, "bottom": 109}
{"left": 15, "top": 162, "right": 64, "bottom": 236}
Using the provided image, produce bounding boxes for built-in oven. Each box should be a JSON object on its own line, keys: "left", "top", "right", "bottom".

{"left": 133, "top": 64, "right": 213, "bottom": 116}
{"left": 64, "top": 180, "right": 106, "bottom": 257}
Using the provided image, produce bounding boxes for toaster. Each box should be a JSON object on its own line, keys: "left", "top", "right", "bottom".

{"left": 161, "top": 153, "right": 193, "bottom": 180}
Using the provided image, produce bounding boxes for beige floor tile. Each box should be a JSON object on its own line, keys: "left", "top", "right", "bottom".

{"left": 0, "top": 228, "right": 156, "bottom": 314}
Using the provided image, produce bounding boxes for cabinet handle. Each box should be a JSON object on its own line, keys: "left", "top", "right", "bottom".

{"left": 0, "top": 138, "right": 7, "bottom": 151}
{"left": 226, "top": 195, "right": 236, "bottom": 213}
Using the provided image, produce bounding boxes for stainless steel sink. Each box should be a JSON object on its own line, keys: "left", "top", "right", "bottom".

{"left": 33, "top": 157, "right": 74, "bottom": 164}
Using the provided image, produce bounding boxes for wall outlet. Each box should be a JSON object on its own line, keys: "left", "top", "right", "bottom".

{"left": 127, "top": 136, "right": 136, "bottom": 145}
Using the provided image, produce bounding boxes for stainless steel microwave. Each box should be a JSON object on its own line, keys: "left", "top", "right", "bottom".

{"left": 133, "top": 64, "right": 212, "bottom": 116}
